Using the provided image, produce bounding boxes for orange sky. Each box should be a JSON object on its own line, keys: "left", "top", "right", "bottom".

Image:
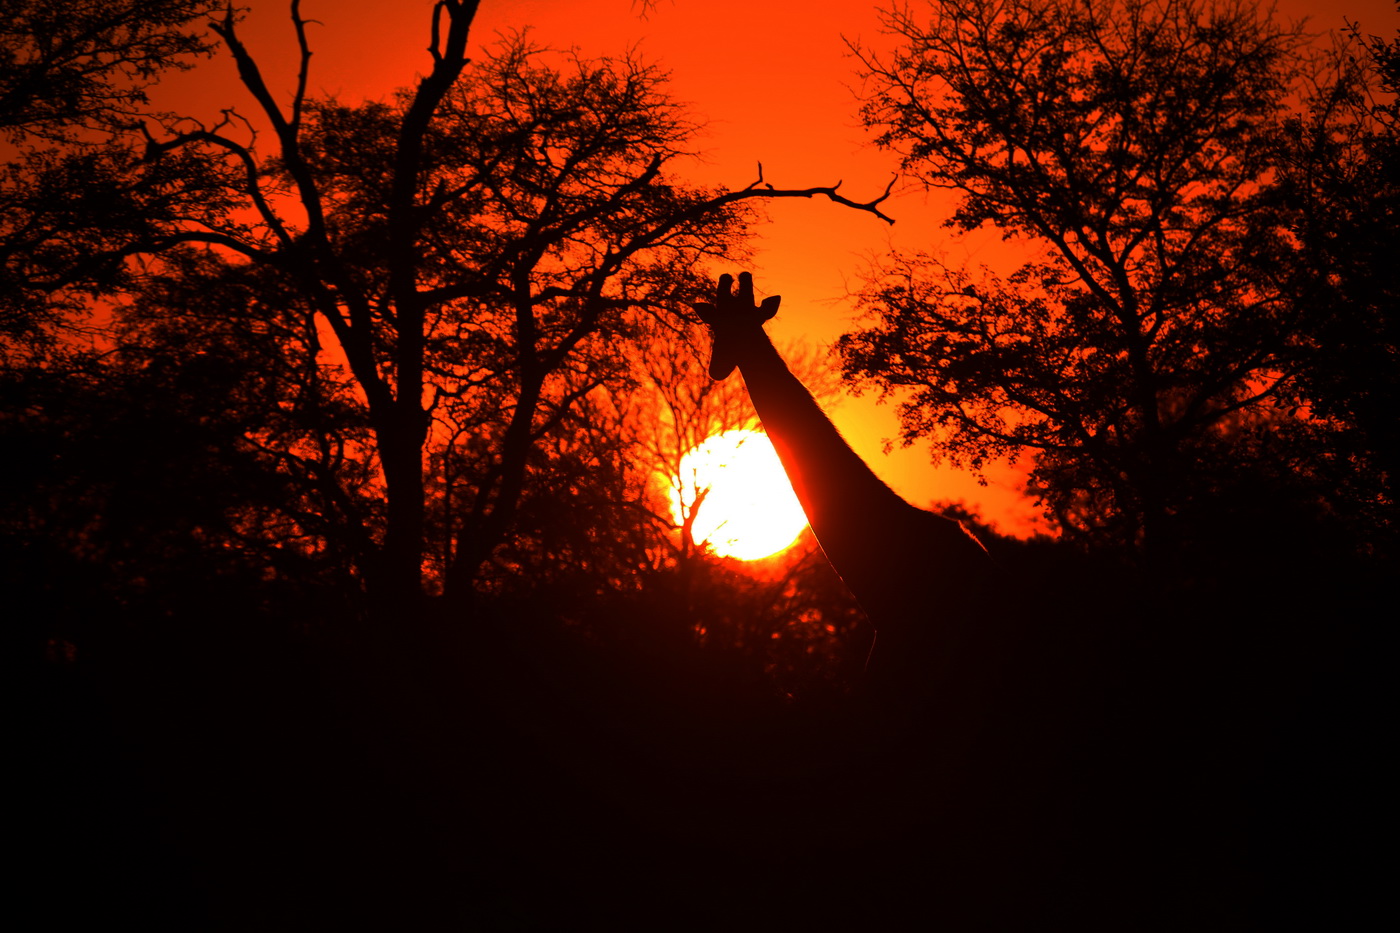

{"left": 154, "top": 0, "right": 1400, "bottom": 537}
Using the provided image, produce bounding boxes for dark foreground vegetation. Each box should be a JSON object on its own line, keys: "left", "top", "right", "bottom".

{"left": 15, "top": 522, "right": 1387, "bottom": 929}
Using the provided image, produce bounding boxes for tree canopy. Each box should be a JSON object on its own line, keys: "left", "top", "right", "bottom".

{"left": 4, "top": 0, "right": 892, "bottom": 631}
{"left": 840, "top": 0, "right": 1396, "bottom": 563}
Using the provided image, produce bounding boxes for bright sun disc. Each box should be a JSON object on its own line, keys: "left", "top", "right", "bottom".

{"left": 670, "top": 429, "right": 808, "bottom": 561}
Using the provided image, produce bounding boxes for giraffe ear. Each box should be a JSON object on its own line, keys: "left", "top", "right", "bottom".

{"left": 758, "top": 294, "right": 780, "bottom": 322}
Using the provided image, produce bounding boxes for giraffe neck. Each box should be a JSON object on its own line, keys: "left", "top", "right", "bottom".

{"left": 728, "top": 326, "right": 993, "bottom": 662}
{"left": 731, "top": 330, "right": 912, "bottom": 549}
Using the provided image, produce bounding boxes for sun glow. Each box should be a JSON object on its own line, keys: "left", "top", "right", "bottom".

{"left": 669, "top": 429, "right": 808, "bottom": 561}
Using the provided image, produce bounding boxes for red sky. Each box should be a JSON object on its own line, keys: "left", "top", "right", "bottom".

{"left": 153, "top": 0, "right": 1400, "bottom": 536}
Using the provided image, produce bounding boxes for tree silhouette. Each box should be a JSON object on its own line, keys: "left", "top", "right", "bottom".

{"left": 6, "top": 0, "right": 895, "bottom": 637}
{"left": 840, "top": 0, "right": 1321, "bottom": 561}
{"left": 124, "top": 3, "right": 893, "bottom": 618}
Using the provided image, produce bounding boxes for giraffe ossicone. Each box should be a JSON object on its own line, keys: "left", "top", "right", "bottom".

{"left": 694, "top": 272, "right": 781, "bottom": 380}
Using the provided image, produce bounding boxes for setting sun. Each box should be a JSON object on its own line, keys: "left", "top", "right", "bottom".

{"left": 670, "top": 430, "right": 808, "bottom": 560}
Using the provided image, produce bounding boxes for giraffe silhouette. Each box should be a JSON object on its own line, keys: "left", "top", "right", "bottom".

{"left": 688, "top": 272, "right": 1165, "bottom": 923}
{"left": 694, "top": 271, "right": 993, "bottom": 677}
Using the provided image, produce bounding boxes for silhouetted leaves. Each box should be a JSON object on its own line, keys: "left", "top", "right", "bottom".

{"left": 0, "top": 0, "right": 216, "bottom": 141}
{"left": 1271, "top": 19, "right": 1400, "bottom": 548}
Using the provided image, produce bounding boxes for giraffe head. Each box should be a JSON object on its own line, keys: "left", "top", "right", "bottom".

{"left": 693, "top": 271, "right": 782, "bottom": 380}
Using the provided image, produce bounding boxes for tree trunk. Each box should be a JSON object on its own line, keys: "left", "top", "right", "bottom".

{"left": 371, "top": 416, "right": 427, "bottom": 624}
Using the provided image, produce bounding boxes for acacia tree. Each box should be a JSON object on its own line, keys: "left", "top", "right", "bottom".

{"left": 840, "top": 0, "right": 1312, "bottom": 559}
{"left": 133, "top": 1, "right": 891, "bottom": 617}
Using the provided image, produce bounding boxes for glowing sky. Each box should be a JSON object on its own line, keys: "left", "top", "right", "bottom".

{"left": 154, "top": 0, "right": 1400, "bottom": 536}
